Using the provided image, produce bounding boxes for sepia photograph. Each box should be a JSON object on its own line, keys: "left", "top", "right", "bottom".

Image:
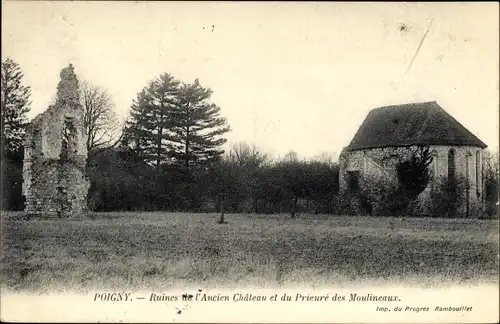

{"left": 1, "top": 1, "right": 499, "bottom": 323}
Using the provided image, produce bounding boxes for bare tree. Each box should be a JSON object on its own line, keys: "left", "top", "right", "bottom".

{"left": 312, "top": 151, "right": 338, "bottom": 166}
{"left": 227, "top": 142, "right": 269, "bottom": 212}
{"left": 483, "top": 149, "right": 499, "bottom": 179}
{"left": 229, "top": 142, "right": 269, "bottom": 167}
{"left": 80, "top": 80, "right": 122, "bottom": 156}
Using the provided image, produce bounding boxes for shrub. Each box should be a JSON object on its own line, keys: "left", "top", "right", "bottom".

{"left": 356, "top": 175, "right": 409, "bottom": 217}
{"left": 429, "top": 175, "right": 468, "bottom": 218}
{"left": 484, "top": 175, "right": 499, "bottom": 218}
{"left": 395, "top": 146, "right": 433, "bottom": 199}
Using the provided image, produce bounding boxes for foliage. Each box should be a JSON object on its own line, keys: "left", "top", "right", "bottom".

{"left": 1, "top": 58, "right": 31, "bottom": 157}
{"left": 86, "top": 149, "right": 161, "bottom": 211}
{"left": 1, "top": 58, "right": 31, "bottom": 210}
{"left": 205, "top": 156, "right": 239, "bottom": 222}
{"left": 122, "top": 74, "right": 230, "bottom": 169}
{"left": 396, "top": 146, "right": 433, "bottom": 198}
{"left": 227, "top": 142, "right": 269, "bottom": 213}
{"left": 122, "top": 73, "right": 180, "bottom": 167}
{"left": 170, "top": 79, "right": 230, "bottom": 167}
{"left": 356, "top": 175, "right": 402, "bottom": 216}
{"left": 279, "top": 152, "right": 308, "bottom": 217}
{"left": 483, "top": 149, "right": 499, "bottom": 218}
{"left": 429, "top": 175, "right": 468, "bottom": 218}
{"left": 306, "top": 159, "right": 339, "bottom": 214}
{"left": 1, "top": 148, "right": 24, "bottom": 210}
{"left": 388, "top": 145, "right": 434, "bottom": 215}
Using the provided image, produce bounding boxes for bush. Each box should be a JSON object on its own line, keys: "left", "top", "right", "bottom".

{"left": 1, "top": 150, "right": 25, "bottom": 211}
{"left": 484, "top": 176, "right": 499, "bottom": 218}
{"left": 429, "top": 175, "right": 467, "bottom": 218}
{"left": 358, "top": 177, "right": 411, "bottom": 217}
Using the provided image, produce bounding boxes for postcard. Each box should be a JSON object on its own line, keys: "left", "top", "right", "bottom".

{"left": 1, "top": 1, "right": 499, "bottom": 323}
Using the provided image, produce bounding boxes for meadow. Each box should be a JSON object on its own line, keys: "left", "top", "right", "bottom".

{"left": 1, "top": 212, "right": 499, "bottom": 293}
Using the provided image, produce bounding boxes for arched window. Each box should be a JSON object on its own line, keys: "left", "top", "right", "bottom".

{"left": 448, "top": 149, "right": 455, "bottom": 181}
{"left": 476, "top": 150, "right": 481, "bottom": 197}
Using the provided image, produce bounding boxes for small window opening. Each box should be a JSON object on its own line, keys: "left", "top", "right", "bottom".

{"left": 447, "top": 149, "right": 455, "bottom": 181}
{"left": 347, "top": 171, "right": 360, "bottom": 191}
{"left": 60, "top": 117, "right": 76, "bottom": 160}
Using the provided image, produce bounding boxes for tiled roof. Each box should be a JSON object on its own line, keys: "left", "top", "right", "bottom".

{"left": 347, "top": 101, "right": 487, "bottom": 151}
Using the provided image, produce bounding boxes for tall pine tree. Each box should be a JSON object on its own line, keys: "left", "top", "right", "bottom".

{"left": 170, "top": 79, "right": 230, "bottom": 167}
{"left": 123, "top": 75, "right": 230, "bottom": 169}
{"left": 1, "top": 58, "right": 31, "bottom": 158}
{"left": 122, "top": 73, "right": 179, "bottom": 167}
{"left": 1, "top": 58, "right": 31, "bottom": 210}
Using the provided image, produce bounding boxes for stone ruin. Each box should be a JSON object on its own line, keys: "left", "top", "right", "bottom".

{"left": 22, "top": 64, "right": 90, "bottom": 218}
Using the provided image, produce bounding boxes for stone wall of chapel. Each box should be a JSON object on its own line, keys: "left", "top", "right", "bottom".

{"left": 430, "top": 145, "right": 484, "bottom": 201}
{"left": 339, "top": 145, "right": 484, "bottom": 203}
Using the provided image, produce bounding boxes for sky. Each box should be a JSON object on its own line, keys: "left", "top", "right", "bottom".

{"left": 2, "top": 1, "right": 499, "bottom": 159}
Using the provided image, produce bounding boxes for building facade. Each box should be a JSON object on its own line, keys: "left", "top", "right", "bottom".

{"left": 339, "top": 101, "right": 487, "bottom": 216}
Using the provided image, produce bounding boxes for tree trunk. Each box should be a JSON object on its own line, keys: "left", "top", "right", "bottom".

{"left": 185, "top": 126, "right": 190, "bottom": 168}
{"left": 254, "top": 197, "right": 258, "bottom": 214}
{"left": 1, "top": 79, "right": 8, "bottom": 159}
{"left": 156, "top": 125, "right": 162, "bottom": 168}
{"left": 218, "top": 193, "right": 225, "bottom": 223}
{"left": 235, "top": 193, "right": 240, "bottom": 213}
{"left": 305, "top": 197, "right": 310, "bottom": 213}
{"left": 291, "top": 196, "right": 298, "bottom": 218}
{"left": 215, "top": 194, "right": 220, "bottom": 213}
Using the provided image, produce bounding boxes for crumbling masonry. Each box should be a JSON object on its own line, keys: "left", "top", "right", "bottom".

{"left": 23, "top": 64, "right": 90, "bottom": 217}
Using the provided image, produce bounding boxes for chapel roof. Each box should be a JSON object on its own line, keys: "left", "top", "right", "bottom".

{"left": 347, "top": 101, "right": 487, "bottom": 151}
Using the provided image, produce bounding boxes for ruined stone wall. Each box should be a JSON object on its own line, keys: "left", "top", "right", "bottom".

{"left": 23, "top": 64, "right": 89, "bottom": 218}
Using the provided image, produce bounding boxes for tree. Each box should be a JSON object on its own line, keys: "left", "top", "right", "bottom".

{"left": 80, "top": 80, "right": 122, "bottom": 156}
{"left": 280, "top": 151, "right": 308, "bottom": 218}
{"left": 87, "top": 148, "right": 161, "bottom": 211}
{"left": 258, "top": 163, "right": 287, "bottom": 214}
{"left": 170, "top": 79, "right": 230, "bottom": 168}
{"left": 206, "top": 156, "right": 238, "bottom": 223}
{"left": 483, "top": 149, "right": 499, "bottom": 217}
{"left": 230, "top": 142, "right": 269, "bottom": 168}
{"left": 228, "top": 142, "right": 269, "bottom": 212}
{"left": 307, "top": 159, "right": 340, "bottom": 214}
{"left": 122, "top": 73, "right": 180, "bottom": 168}
{"left": 396, "top": 146, "right": 434, "bottom": 197}
{"left": 393, "top": 145, "right": 434, "bottom": 214}
{"left": 123, "top": 75, "right": 230, "bottom": 169}
{"left": 1, "top": 58, "right": 31, "bottom": 210}
{"left": 429, "top": 175, "right": 468, "bottom": 218}
{"left": 1, "top": 58, "right": 31, "bottom": 157}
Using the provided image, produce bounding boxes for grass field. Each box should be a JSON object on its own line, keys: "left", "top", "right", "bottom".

{"left": 1, "top": 212, "right": 499, "bottom": 293}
